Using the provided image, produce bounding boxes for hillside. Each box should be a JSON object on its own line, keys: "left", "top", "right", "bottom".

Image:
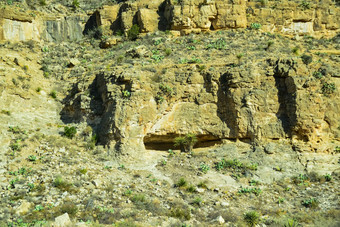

{"left": 0, "top": 0, "right": 340, "bottom": 226}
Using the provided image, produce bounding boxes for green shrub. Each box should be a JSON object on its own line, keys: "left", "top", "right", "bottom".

{"left": 1, "top": 110, "right": 11, "bottom": 116}
{"left": 238, "top": 187, "right": 262, "bottom": 196}
{"left": 176, "top": 178, "right": 187, "bottom": 188}
{"left": 49, "top": 90, "right": 57, "bottom": 99}
{"left": 39, "top": 0, "right": 46, "bottom": 6}
{"left": 313, "top": 71, "right": 323, "bottom": 79}
{"left": 206, "top": 38, "right": 226, "bottom": 50}
{"left": 28, "top": 155, "right": 37, "bottom": 162}
{"left": 174, "top": 133, "right": 197, "bottom": 152}
{"left": 301, "top": 198, "right": 318, "bottom": 208}
{"left": 250, "top": 23, "right": 261, "bottom": 30}
{"left": 301, "top": 54, "right": 312, "bottom": 65}
{"left": 127, "top": 24, "right": 140, "bottom": 41}
{"left": 300, "top": 0, "right": 310, "bottom": 10}
{"left": 244, "top": 211, "right": 260, "bottom": 227}
{"left": 322, "top": 82, "right": 336, "bottom": 95}
{"left": 169, "top": 206, "right": 191, "bottom": 220}
{"left": 165, "top": 48, "right": 172, "bottom": 56}
{"left": 284, "top": 219, "right": 300, "bottom": 227}
{"left": 64, "top": 126, "right": 77, "bottom": 139}
{"left": 324, "top": 174, "right": 332, "bottom": 181}
{"left": 292, "top": 46, "right": 299, "bottom": 55}
{"left": 200, "top": 163, "right": 210, "bottom": 174}
{"left": 72, "top": 0, "right": 80, "bottom": 9}
{"left": 122, "top": 90, "right": 131, "bottom": 98}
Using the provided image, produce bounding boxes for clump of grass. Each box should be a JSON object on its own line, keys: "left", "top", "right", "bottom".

{"left": 191, "top": 197, "right": 203, "bottom": 206}
{"left": 49, "top": 90, "right": 57, "bottom": 99}
{"left": 244, "top": 211, "right": 260, "bottom": 227}
{"left": 53, "top": 175, "right": 72, "bottom": 191}
{"left": 186, "top": 185, "right": 196, "bottom": 193}
{"left": 174, "top": 133, "right": 197, "bottom": 153}
{"left": 175, "top": 178, "right": 187, "bottom": 188}
{"left": 169, "top": 205, "right": 191, "bottom": 220}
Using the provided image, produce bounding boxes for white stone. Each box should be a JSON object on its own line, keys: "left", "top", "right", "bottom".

{"left": 55, "top": 213, "right": 71, "bottom": 227}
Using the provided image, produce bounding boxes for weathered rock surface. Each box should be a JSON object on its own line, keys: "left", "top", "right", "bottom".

{"left": 62, "top": 55, "right": 339, "bottom": 153}
{"left": 1, "top": 0, "right": 339, "bottom": 42}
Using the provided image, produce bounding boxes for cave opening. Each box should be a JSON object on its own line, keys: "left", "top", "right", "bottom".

{"left": 143, "top": 133, "right": 223, "bottom": 151}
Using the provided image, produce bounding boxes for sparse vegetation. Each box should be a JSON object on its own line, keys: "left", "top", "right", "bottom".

{"left": 127, "top": 24, "right": 140, "bottom": 41}
{"left": 174, "top": 133, "right": 198, "bottom": 153}
{"left": 63, "top": 126, "right": 77, "bottom": 139}
{"left": 250, "top": 23, "right": 261, "bottom": 30}
{"left": 322, "top": 82, "right": 336, "bottom": 95}
{"left": 49, "top": 90, "right": 57, "bottom": 99}
{"left": 244, "top": 211, "right": 260, "bottom": 227}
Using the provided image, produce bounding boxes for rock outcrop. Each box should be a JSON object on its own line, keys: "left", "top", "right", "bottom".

{"left": 61, "top": 54, "right": 340, "bottom": 153}
{"left": 1, "top": 0, "right": 339, "bottom": 42}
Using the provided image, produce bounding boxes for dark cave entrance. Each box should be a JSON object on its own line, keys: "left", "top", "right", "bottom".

{"left": 143, "top": 133, "right": 223, "bottom": 151}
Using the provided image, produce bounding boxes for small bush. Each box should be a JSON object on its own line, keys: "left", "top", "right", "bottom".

{"left": 322, "top": 82, "right": 336, "bottom": 95}
{"left": 127, "top": 24, "right": 140, "bottom": 41}
{"left": 72, "top": 0, "right": 80, "bottom": 9}
{"left": 250, "top": 23, "right": 261, "bottom": 30}
{"left": 49, "top": 90, "right": 57, "bottom": 99}
{"left": 300, "top": 0, "right": 310, "bottom": 10}
{"left": 39, "top": 0, "right": 46, "bottom": 6}
{"left": 301, "top": 54, "right": 312, "bottom": 65}
{"left": 64, "top": 126, "right": 77, "bottom": 139}
{"left": 28, "top": 155, "right": 37, "bottom": 162}
{"left": 169, "top": 206, "right": 191, "bottom": 220}
{"left": 301, "top": 198, "right": 318, "bottom": 208}
{"left": 1, "top": 110, "right": 11, "bottom": 116}
{"left": 200, "top": 163, "right": 210, "bottom": 174}
{"left": 174, "top": 133, "right": 197, "bottom": 153}
{"left": 176, "top": 178, "right": 187, "bottom": 188}
{"left": 244, "top": 211, "right": 260, "bottom": 227}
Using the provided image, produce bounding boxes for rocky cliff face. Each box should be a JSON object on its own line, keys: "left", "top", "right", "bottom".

{"left": 1, "top": 0, "right": 339, "bottom": 42}
{"left": 54, "top": 30, "right": 340, "bottom": 154}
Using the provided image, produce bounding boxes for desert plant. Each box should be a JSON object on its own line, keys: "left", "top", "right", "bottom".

{"left": 324, "top": 174, "right": 332, "bottom": 181}
{"left": 127, "top": 24, "right": 140, "bottom": 41}
{"left": 72, "top": 0, "right": 80, "bottom": 9}
{"left": 302, "top": 198, "right": 318, "bottom": 208}
{"left": 64, "top": 126, "right": 77, "bottom": 139}
{"left": 165, "top": 48, "right": 172, "bottom": 56}
{"left": 28, "top": 155, "right": 37, "bottom": 162}
{"left": 176, "top": 178, "right": 187, "bottom": 187}
{"left": 238, "top": 187, "right": 262, "bottom": 196}
{"left": 250, "top": 23, "right": 261, "bottom": 30}
{"left": 335, "top": 146, "right": 340, "bottom": 153}
{"left": 322, "top": 82, "right": 336, "bottom": 95}
{"left": 1, "top": 110, "right": 11, "bottom": 116}
{"left": 313, "top": 71, "right": 323, "bottom": 79}
{"left": 284, "top": 218, "right": 301, "bottom": 227}
{"left": 39, "top": 0, "right": 46, "bottom": 6}
{"left": 49, "top": 90, "right": 57, "bottom": 99}
{"left": 244, "top": 211, "right": 260, "bottom": 227}
{"left": 300, "top": 0, "right": 310, "bottom": 10}
{"left": 301, "top": 54, "right": 312, "bottom": 65}
{"left": 191, "top": 197, "right": 203, "bottom": 206}
{"left": 200, "top": 163, "right": 210, "bottom": 174}
{"left": 174, "top": 133, "right": 198, "bottom": 152}
{"left": 292, "top": 46, "right": 299, "bottom": 55}
{"left": 122, "top": 90, "right": 131, "bottom": 98}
